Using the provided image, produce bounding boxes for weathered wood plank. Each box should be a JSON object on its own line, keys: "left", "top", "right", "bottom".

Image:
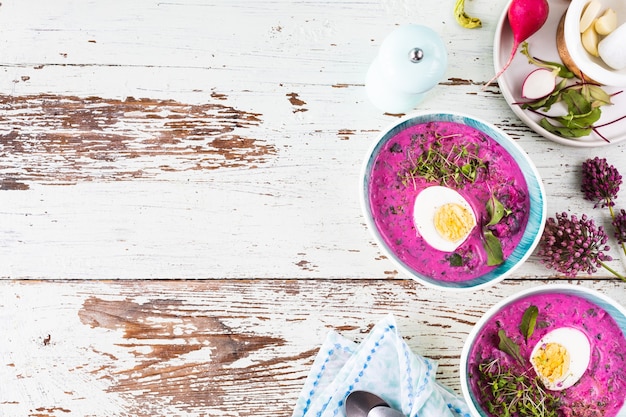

{"left": 0, "top": 94, "right": 271, "bottom": 188}
{"left": 1, "top": 278, "right": 624, "bottom": 416}
{"left": 1, "top": 0, "right": 625, "bottom": 280}
{"left": 2, "top": 166, "right": 625, "bottom": 280}
{"left": 0, "top": 1, "right": 624, "bottom": 417}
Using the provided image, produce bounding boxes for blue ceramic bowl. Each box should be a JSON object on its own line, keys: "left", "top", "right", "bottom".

{"left": 360, "top": 111, "right": 546, "bottom": 290}
{"left": 460, "top": 284, "right": 626, "bottom": 417}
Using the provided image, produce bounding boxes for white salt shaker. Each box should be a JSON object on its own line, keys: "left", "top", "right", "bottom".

{"left": 366, "top": 25, "right": 448, "bottom": 113}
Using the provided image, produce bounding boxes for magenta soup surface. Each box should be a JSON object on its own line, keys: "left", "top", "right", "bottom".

{"left": 468, "top": 292, "right": 626, "bottom": 417}
{"left": 368, "top": 120, "right": 530, "bottom": 282}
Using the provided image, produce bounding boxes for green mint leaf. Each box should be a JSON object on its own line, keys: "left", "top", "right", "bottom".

{"left": 561, "top": 88, "right": 591, "bottom": 115}
{"left": 402, "top": 136, "right": 486, "bottom": 187}
{"left": 483, "top": 231, "right": 504, "bottom": 266}
{"left": 449, "top": 253, "right": 464, "bottom": 267}
{"left": 486, "top": 195, "right": 506, "bottom": 226}
{"left": 497, "top": 329, "right": 525, "bottom": 366}
{"left": 556, "top": 107, "right": 601, "bottom": 129}
{"left": 520, "top": 305, "right": 539, "bottom": 342}
{"left": 539, "top": 118, "right": 593, "bottom": 138}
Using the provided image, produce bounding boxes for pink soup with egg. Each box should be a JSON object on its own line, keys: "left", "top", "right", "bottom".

{"left": 468, "top": 292, "right": 626, "bottom": 416}
{"left": 368, "top": 121, "right": 530, "bottom": 281}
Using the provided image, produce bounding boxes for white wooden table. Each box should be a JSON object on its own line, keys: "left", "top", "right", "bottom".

{"left": 1, "top": 1, "right": 625, "bottom": 416}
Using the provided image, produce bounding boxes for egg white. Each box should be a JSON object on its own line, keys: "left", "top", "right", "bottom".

{"left": 413, "top": 185, "right": 476, "bottom": 252}
{"left": 530, "top": 327, "right": 591, "bottom": 391}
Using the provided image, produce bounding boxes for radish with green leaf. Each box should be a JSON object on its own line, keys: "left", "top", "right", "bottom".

{"left": 519, "top": 42, "right": 574, "bottom": 100}
{"left": 485, "top": 0, "right": 550, "bottom": 88}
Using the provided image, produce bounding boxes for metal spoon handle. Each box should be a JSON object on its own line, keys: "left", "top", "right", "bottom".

{"left": 367, "top": 406, "right": 405, "bottom": 417}
{"left": 345, "top": 391, "right": 389, "bottom": 417}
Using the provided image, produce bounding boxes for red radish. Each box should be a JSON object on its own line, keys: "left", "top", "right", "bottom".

{"left": 521, "top": 68, "right": 556, "bottom": 99}
{"left": 484, "top": 0, "right": 550, "bottom": 88}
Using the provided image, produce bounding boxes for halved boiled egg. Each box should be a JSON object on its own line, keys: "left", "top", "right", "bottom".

{"left": 530, "top": 327, "right": 591, "bottom": 391}
{"left": 413, "top": 186, "right": 476, "bottom": 252}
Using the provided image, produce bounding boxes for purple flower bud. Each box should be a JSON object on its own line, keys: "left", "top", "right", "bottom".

{"left": 613, "top": 209, "right": 626, "bottom": 245}
{"left": 581, "top": 157, "right": 622, "bottom": 208}
{"left": 537, "top": 212, "right": 612, "bottom": 278}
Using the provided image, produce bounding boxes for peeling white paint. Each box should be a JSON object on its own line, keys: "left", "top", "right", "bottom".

{"left": 0, "top": 0, "right": 625, "bottom": 415}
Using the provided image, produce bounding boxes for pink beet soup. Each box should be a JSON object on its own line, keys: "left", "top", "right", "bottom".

{"left": 467, "top": 292, "right": 626, "bottom": 416}
{"left": 368, "top": 121, "right": 530, "bottom": 282}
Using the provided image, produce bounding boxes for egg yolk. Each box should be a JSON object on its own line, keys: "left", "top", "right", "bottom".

{"left": 433, "top": 203, "right": 475, "bottom": 242}
{"left": 531, "top": 342, "right": 571, "bottom": 384}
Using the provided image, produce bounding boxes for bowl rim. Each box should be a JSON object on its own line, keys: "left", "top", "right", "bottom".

{"left": 360, "top": 111, "right": 547, "bottom": 291}
{"left": 459, "top": 283, "right": 626, "bottom": 417}
{"left": 564, "top": 0, "right": 626, "bottom": 87}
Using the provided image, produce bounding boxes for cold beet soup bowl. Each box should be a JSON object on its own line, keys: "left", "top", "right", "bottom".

{"left": 360, "top": 111, "right": 546, "bottom": 290}
{"left": 460, "top": 284, "right": 626, "bottom": 417}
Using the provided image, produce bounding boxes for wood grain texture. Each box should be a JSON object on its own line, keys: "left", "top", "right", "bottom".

{"left": 1, "top": 94, "right": 271, "bottom": 188}
{"left": 2, "top": 279, "right": 624, "bottom": 416}
{"left": 0, "top": 0, "right": 625, "bottom": 416}
{"left": 1, "top": 0, "right": 625, "bottom": 279}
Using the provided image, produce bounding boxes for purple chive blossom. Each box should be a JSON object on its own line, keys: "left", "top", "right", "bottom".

{"left": 581, "top": 157, "right": 622, "bottom": 208}
{"left": 537, "top": 212, "right": 612, "bottom": 278}
{"left": 614, "top": 209, "right": 626, "bottom": 245}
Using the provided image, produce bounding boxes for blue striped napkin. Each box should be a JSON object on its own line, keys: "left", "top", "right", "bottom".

{"left": 292, "top": 314, "right": 471, "bottom": 417}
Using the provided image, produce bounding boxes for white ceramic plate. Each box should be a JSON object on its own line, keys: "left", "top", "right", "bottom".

{"left": 494, "top": 0, "right": 626, "bottom": 147}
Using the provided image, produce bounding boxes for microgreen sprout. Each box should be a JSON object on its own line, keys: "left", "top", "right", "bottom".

{"left": 477, "top": 308, "right": 560, "bottom": 416}
{"left": 401, "top": 133, "right": 515, "bottom": 267}
{"left": 477, "top": 358, "right": 560, "bottom": 417}
{"left": 401, "top": 133, "right": 487, "bottom": 188}
{"left": 474, "top": 305, "right": 611, "bottom": 417}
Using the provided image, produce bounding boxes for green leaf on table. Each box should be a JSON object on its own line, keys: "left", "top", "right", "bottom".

{"left": 520, "top": 305, "right": 539, "bottom": 342}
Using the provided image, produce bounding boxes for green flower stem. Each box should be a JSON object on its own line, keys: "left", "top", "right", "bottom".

{"left": 608, "top": 204, "right": 626, "bottom": 258}
{"left": 600, "top": 261, "right": 626, "bottom": 283}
